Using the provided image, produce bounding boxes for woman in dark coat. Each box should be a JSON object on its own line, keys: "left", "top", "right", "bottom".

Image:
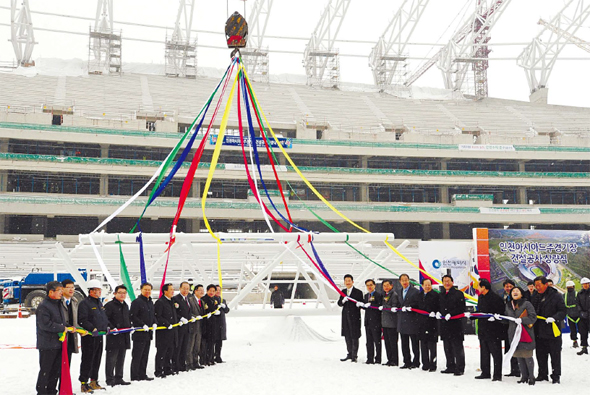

{"left": 417, "top": 278, "right": 439, "bottom": 372}
{"left": 505, "top": 287, "right": 537, "bottom": 386}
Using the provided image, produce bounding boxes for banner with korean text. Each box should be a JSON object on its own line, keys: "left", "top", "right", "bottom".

{"left": 418, "top": 241, "right": 476, "bottom": 296}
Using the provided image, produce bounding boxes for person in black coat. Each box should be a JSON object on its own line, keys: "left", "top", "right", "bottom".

{"left": 201, "top": 284, "right": 220, "bottom": 365}
{"left": 77, "top": 280, "right": 109, "bottom": 391}
{"left": 270, "top": 285, "right": 285, "bottom": 308}
{"left": 531, "top": 276, "right": 566, "bottom": 384}
{"left": 104, "top": 285, "right": 131, "bottom": 387}
{"left": 474, "top": 278, "right": 505, "bottom": 381}
{"left": 381, "top": 279, "right": 400, "bottom": 366}
{"left": 214, "top": 285, "right": 230, "bottom": 363}
{"left": 417, "top": 278, "right": 439, "bottom": 372}
{"left": 439, "top": 274, "right": 466, "bottom": 376}
{"left": 154, "top": 283, "right": 178, "bottom": 378}
{"left": 576, "top": 277, "right": 590, "bottom": 355}
{"left": 60, "top": 279, "right": 80, "bottom": 365}
{"left": 36, "top": 281, "right": 73, "bottom": 395}
{"left": 129, "top": 282, "right": 156, "bottom": 381}
{"left": 172, "top": 281, "right": 192, "bottom": 372}
{"left": 337, "top": 274, "right": 363, "bottom": 362}
{"left": 187, "top": 284, "right": 206, "bottom": 369}
{"left": 363, "top": 279, "right": 383, "bottom": 364}
{"left": 398, "top": 274, "right": 420, "bottom": 369}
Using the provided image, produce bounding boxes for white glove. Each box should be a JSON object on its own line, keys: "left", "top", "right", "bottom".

{"left": 356, "top": 302, "right": 364, "bottom": 308}
{"left": 214, "top": 310, "right": 221, "bottom": 315}
{"left": 130, "top": 329, "right": 135, "bottom": 335}
{"left": 111, "top": 328, "right": 119, "bottom": 335}
{"left": 464, "top": 312, "right": 471, "bottom": 318}
{"left": 401, "top": 306, "right": 407, "bottom": 312}
{"left": 515, "top": 318, "right": 522, "bottom": 325}
{"left": 220, "top": 303, "right": 226, "bottom": 308}
{"left": 435, "top": 312, "right": 442, "bottom": 320}
{"left": 429, "top": 312, "right": 436, "bottom": 318}
{"left": 178, "top": 320, "right": 184, "bottom": 326}
{"left": 180, "top": 317, "right": 189, "bottom": 325}
{"left": 196, "top": 316, "right": 202, "bottom": 321}
{"left": 364, "top": 303, "right": 371, "bottom": 309}
{"left": 488, "top": 317, "right": 495, "bottom": 322}
{"left": 391, "top": 308, "right": 398, "bottom": 313}
{"left": 342, "top": 296, "right": 349, "bottom": 303}
{"left": 152, "top": 324, "right": 158, "bottom": 331}
{"left": 378, "top": 306, "right": 383, "bottom": 311}
{"left": 494, "top": 313, "right": 501, "bottom": 321}
{"left": 142, "top": 325, "right": 149, "bottom": 331}
{"left": 445, "top": 314, "right": 451, "bottom": 321}
{"left": 168, "top": 325, "right": 173, "bottom": 330}
{"left": 546, "top": 317, "right": 555, "bottom": 324}
{"left": 406, "top": 307, "right": 412, "bottom": 312}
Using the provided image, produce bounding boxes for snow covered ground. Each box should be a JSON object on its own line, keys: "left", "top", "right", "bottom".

{"left": 2, "top": 314, "right": 589, "bottom": 394}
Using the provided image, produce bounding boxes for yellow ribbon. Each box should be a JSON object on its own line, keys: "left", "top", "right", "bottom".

{"left": 537, "top": 315, "right": 561, "bottom": 337}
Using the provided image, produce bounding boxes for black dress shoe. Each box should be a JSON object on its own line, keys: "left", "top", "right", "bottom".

{"left": 154, "top": 372, "right": 166, "bottom": 379}
{"left": 529, "top": 378, "right": 536, "bottom": 386}
{"left": 351, "top": 358, "right": 357, "bottom": 363}
{"left": 551, "top": 375, "right": 560, "bottom": 384}
{"left": 475, "top": 374, "right": 491, "bottom": 379}
{"left": 422, "top": 367, "right": 430, "bottom": 371}
{"left": 441, "top": 369, "right": 455, "bottom": 374}
{"left": 115, "top": 380, "right": 131, "bottom": 386}
{"left": 492, "top": 377, "right": 502, "bottom": 382}
{"left": 143, "top": 377, "right": 154, "bottom": 381}
{"left": 375, "top": 360, "right": 381, "bottom": 365}
{"left": 517, "top": 378, "right": 527, "bottom": 384}
{"left": 195, "top": 364, "right": 205, "bottom": 369}
{"left": 215, "top": 358, "right": 224, "bottom": 363}
{"left": 365, "top": 360, "right": 375, "bottom": 364}
{"left": 400, "top": 364, "right": 412, "bottom": 369}
{"left": 454, "top": 372, "right": 464, "bottom": 376}
{"left": 341, "top": 356, "right": 351, "bottom": 362}
{"left": 505, "top": 372, "right": 520, "bottom": 377}
{"left": 429, "top": 367, "right": 437, "bottom": 372}
{"left": 535, "top": 376, "right": 548, "bottom": 382}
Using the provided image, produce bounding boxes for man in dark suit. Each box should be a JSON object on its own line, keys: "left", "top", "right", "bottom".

{"left": 474, "top": 278, "right": 505, "bottom": 381}
{"left": 381, "top": 279, "right": 401, "bottom": 366}
{"left": 154, "top": 283, "right": 178, "bottom": 378}
{"left": 337, "top": 274, "right": 363, "bottom": 362}
{"left": 187, "top": 284, "right": 205, "bottom": 370}
{"left": 104, "top": 285, "right": 131, "bottom": 386}
{"left": 363, "top": 279, "right": 383, "bottom": 364}
{"left": 201, "top": 284, "right": 220, "bottom": 365}
{"left": 172, "top": 281, "right": 191, "bottom": 372}
{"left": 439, "top": 274, "right": 466, "bottom": 376}
{"left": 61, "top": 279, "right": 80, "bottom": 365}
{"left": 129, "top": 282, "right": 156, "bottom": 381}
{"left": 214, "top": 285, "right": 230, "bottom": 363}
{"left": 398, "top": 273, "right": 420, "bottom": 369}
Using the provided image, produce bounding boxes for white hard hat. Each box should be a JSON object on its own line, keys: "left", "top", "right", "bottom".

{"left": 86, "top": 279, "right": 102, "bottom": 289}
{"left": 566, "top": 280, "right": 575, "bottom": 287}
{"left": 581, "top": 278, "right": 590, "bottom": 285}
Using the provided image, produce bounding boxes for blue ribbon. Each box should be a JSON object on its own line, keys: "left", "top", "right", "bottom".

{"left": 136, "top": 228, "right": 147, "bottom": 284}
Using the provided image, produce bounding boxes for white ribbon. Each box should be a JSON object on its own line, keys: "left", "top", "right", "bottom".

{"left": 88, "top": 233, "right": 118, "bottom": 292}
{"left": 503, "top": 322, "right": 522, "bottom": 370}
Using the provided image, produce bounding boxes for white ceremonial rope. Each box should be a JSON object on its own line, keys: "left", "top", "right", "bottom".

{"left": 88, "top": 233, "right": 119, "bottom": 292}
{"left": 503, "top": 319, "right": 522, "bottom": 369}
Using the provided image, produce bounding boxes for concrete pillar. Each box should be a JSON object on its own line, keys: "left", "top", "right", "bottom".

{"left": 100, "top": 144, "right": 109, "bottom": 158}
{"left": 0, "top": 215, "right": 6, "bottom": 234}
{"left": 529, "top": 88, "right": 548, "bottom": 105}
{"left": 278, "top": 156, "right": 287, "bottom": 166}
{"left": 517, "top": 161, "right": 527, "bottom": 204}
{"left": 440, "top": 160, "right": 449, "bottom": 203}
{"left": 0, "top": 138, "right": 8, "bottom": 152}
{"left": 191, "top": 181, "right": 201, "bottom": 198}
{"left": 421, "top": 223, "right": 431, "bottom": 240}
{"left": 100, "top": 175, "right": 108, "bottom": 196}
{"left": 0, "top": 170, "right": 6, "bottom": 192}
{"left": 360, "top": 156, "right": 369, "bottom": 202}
{"left": 31, "top": 216, "right": 47, "bottom": 235}
{"left": 442, "top": 222, "right": 451, "bottom": 239}
{"left": 188, "top": 218, "right": 201, "bottom": 233}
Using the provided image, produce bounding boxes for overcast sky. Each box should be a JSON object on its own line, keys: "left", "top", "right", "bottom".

{"left": 1, "top": 0, "right": 589, "bottom": 107}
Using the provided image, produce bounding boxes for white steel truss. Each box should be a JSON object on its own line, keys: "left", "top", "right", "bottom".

{"left": 436, "top": 0, "right": 511, "bottom": 98}
{"left": 50, "top": 232, "right": 417, "bottom": 315}
{"left": 10, "top": 0, "right": 36, "bottom": 66}
{"left": 517, "top": 0, "right": 590, "bottom": 100}
{"left": 369, "top": 0, "right": 429, "bottom": 91}
{"left": 242, "top": 0, "right": 273, "bottom": 83}
{"left": 303, "top": 0, "right": 351, "bottom": 89}
{"left": 88, "top": 0, "right": 122, "bottom": 75}
{"left": 165, "top": 0, "right": 197, "bottom": 79}
{"left": 538, "top": 18, "right": 590, "bottom": 53}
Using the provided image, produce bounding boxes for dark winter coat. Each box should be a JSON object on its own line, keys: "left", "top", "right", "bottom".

{"left": 438, "top": 287, "right": 466, "bottom": 341}
{"left": 130, "top": 294, "right": 155, "bottom": 341}
{"left": 363, "top": 291, "right": 382, "bottom": 328}
{"left": 78, "top": 296, "right": 109, "bottom": 333}
{"left": 104, "top": 299, "right": 131, "bottom": 350}
{"left": 217, "top": 297, "right": 230, "bottom": 341}
{"left": 564, "top": 289, "right": 580, "bottom": 320}
{"left": 188, "top": 294, "right": 204, "bottom": 336}
{"left": 201, "top": 294, "right": 219, "bottom": 340}
{"left": 397, "top": 286, "right": 420, "bottom": 335}
{"left": 337, "top": 287, "right": 363, "bottom": 339}
{"left": 36, "top": 297, "right": 67, "bottom": 350}
{"left": 271, "top": 290, "right": 285, "bottom": 308}
{"left": 154, "top": 296, "right": 178, "bottom": 348}
{"left": 61, "top": 297, "right": 79, "bottom": 353}
{"left": 476, "top": 290, "right": 505, "bottom": 341}
{"left": 417, "top": 290, "right": 439, "bottom": 342}
{"left": 172, "top": 293, "right": 192, "bottom": 335}
{"left": 577, "top": 288, "right": 590, "bottom": 320}
{"left": 505, "top": 300, "right": 537, "bottom": 352}
{"left": 381, "top": 290, "right": 401, "bottom": 329}
{"left": 531, "top": 286, "right": 566, "bottom": 339}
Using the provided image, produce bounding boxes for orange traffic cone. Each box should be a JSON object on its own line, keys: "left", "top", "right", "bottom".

{"left": 18, "top": 304, "right": 23, "bottom": 318}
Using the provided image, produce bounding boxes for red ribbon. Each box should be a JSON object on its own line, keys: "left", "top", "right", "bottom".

{"left": 59, "top": 334, "right": 73, "bottom": 395}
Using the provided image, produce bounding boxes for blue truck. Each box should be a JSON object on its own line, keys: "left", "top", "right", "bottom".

{"left": 1, "top": 270, "right": 87, "bottom": 310}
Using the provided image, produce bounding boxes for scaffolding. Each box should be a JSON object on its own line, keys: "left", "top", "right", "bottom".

{"left": 88, "top": 28, "right": 122, "bottom": 75}
{"left": 165, "top": 34, "right": 197, "bottom": 79}
{"left": 242, "top": 47, "right": 269, "bottom": 83}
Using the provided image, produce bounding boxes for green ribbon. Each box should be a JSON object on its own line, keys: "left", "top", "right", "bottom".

{"left": 116, "top": 237, "right": 136, "bottom": 301}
